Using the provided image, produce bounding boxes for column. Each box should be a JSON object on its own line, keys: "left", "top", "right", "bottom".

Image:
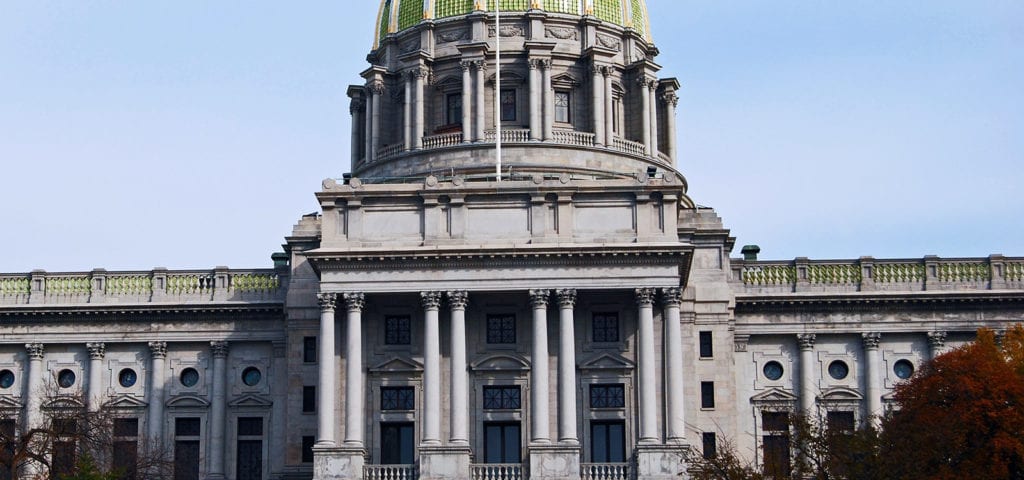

{"left": 365, "top": 85, "right": 375, "bottom": 163}
{"left": 316, "top": 293, "right": 338, "bottom": 446}
{"left": 421, "top": 291, "right": 443, "bottom": 446}
{"left": 542, "top": 60, "right": 554, "bottom": 141}
{"left": 797, "top": 333, "right": 817, "bottom": 414}
{"left": 461, "top": 62, "right": 473, "bottom": 143}
{"left": 448, "top": 291, "right": 470, "bottom": 445}
{"left": 86, "top": 342, "right": 105, "bottom": 412}
{"left": 662, "top": 288, "right": 685, "bottom": 443}
{"left": 662, "top": 91, "right": 678, "bottom": 162}
{"left": 862, "top": 333, "right": 882, "bottom": 425}
{"left": 529, "top": 59, "right": 542, "bottom": 141}
{"left": 604, "top": 71, "right": 614, "bottom": 146}
{"left": 591, "top": 65, "right": 605, "bottom": 146}
{"left": 344, "top": 292, "right": 366, "bottom": 446}
{"left": 404, "top": 72, "right": 413, "bottom": 150}
{"left": 146, "top": 342, "right": 167, "bottom": 443}
{"left": 350, "top": 97, "right": 365, "bottom": 164}
{"left": 414, "top": 68, "right": 426, "bottom": 150}
{"left": 23, "top": 343, "right": 44, "bottom": 478}
{"left": 371, "top": 81, "right": 384, "bottom": 161}
{"left": 927, "top": 331, "right": 947, "bottom": 360}
{"left": 635, "top": 288, "right": 658, "bottom": 444}
{"left": 639, "top": 77, "right": 652, "bottom": 156}
{"left": 555, "top": 289, "right": 578, "bottom": 444}
{"left": 530, "top": 290, "right": 551, "bottom": 444}
{"left": 209, "top": 341, "right": 229, "bottom": 480}
{"left": 474, "top": 60, "right": 486, "bottom": 142}
{"left": 649, "top": 81, "right": 659, "bottom": 158}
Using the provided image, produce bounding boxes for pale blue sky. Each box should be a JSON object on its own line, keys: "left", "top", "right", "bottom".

{"left": 1, "top": 1, "right": 1021, "bottom": 272}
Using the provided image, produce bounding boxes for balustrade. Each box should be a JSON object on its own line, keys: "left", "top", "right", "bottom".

{"left": 470, "top": 464, "right": 523, "bottom": 480}
{"left": 364, "top": 465, "right": 417, "bottom": 480}
{"left": 581, "top": 463, "right": 631, "bottom": 480}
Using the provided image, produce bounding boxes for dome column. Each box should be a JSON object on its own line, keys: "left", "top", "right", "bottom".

{"left": 660, "top": 79, "right": 680, "bottom": 163}
{"left": 414, "top": 67, "right": 427, "bottom": 150}
{"left": 639, "top": 76, "right": 652, "bottom": 156}
{"left": 461, "top": 61, "right": 474, "bottom": 143}
{"left": 648, "top": 79, "right": 659, "bottom": 159}
{"left": 474, "top": 60, "right": 486, "bottom": 142}
{"left": 529, "top": 59, "right": 543, "bottom": 141}
{"left": 604, "top": 69, "right": 615, "bottom": 145}
{"left": 591, "top": 64, "right": 606, "bottom": 147}
{"left": 404, "top": 72, "right": 414, "bottom": 151}
{"left": 542, "top": 59, "right": 554, "bottom": 141}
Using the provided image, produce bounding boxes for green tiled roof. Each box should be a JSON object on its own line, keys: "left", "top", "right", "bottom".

{"left": 374, "top": 0, "right": 650, "bottom": 47}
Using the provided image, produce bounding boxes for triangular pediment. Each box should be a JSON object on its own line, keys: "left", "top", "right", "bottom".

{"left": 42, "top": 396, "right": 85, "bottom": 410}
{"left": 369, "top": 357, "right": 423, "bottom": 374}
{"left": 487, "top": 72, "right": 526, "bottom": 85}
{"left": 579, "top": 353, "right": 635, "bottom": 371}
{"left": 229, "top": 394, "right": 273, "bottom": 408}
{"left": 818, "top": 387, "right": 863, "bottom": 401}
{"left": 0, "top": 395, "right": 24, "bottom": 410}
{"left": 551, "top": 73, "right": 579, "bottom": 86}
{"left": 470, "top": 354, "right": 530, "bottom": 372}
{"left": 103, "top": 395, "right": 148, "bottom": 410}
{"left": 434, "top": 76, "right": 462, "bottom": 90}
{"left": 166, "top": 394, "right": 211, "bottom": 409}
{"left": 751, "top": 388, "right": 799, "bottom": 403}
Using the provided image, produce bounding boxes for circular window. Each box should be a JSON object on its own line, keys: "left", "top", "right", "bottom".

{"left": 179, "top": 368, "right": 200, "bottom": 388}
{"left": 828, "top": 361, "right": 850, "bottom": 380}
{"left": 894, "top": 359, "right": 915, "bottom": 379}
{"left": 57, "top": 369, "right": 76, "bottom": 388}
{"left": 118, "top": 368, "right": 138, "bottom": 388}
{"left": 0, "top": 370, "right": 14, "bottom": 389}
{"left": 242, "top": 367, "right": 262, "bottom": 387}
{"left": 763, "top": 361, "right": 784, "bottom": 381}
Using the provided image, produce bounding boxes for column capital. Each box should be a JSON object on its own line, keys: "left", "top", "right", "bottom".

{"left": 86, "top": 342, "right": 106, "bottom": 360}
{"left": 529, "top": 289, "right": 550, "bottom": 308}
{"left": 634, "top": 288, "right": 657, "bottom": 307}
{"left": 447, "top": 291, "right": 469, "bottom": 310}
{"left": 149, "top": 341, "right": 168, "bottom": 359}
{"left": 421, "top": 291, "right": 443, "bottom": 311}
{"left": 460, "top": 60, "right": 474, "bottom": 71}
{"left": 555, "top": 289, "right": 577, "bottom": 308}
{"left": 317, "top": 292, "right": 338, "bottom": 311}
{"left": 797, "top": 333, "right": 816, "bottom": 350}
{"left": 367, "top": 79, "right": 385, "bottom": 96}
{"left": 471, "top": 59, "right": 487, "bottom": 71}
{"left": 661, "top": 287, "right": 682, "bottom": 307}
{"left": 529, "top": 58, "right": 550, "bottom": 70}
{"left": 349, "top": 97, "right": 365, "bottom": 115}
{"left": 25, "top": 343, "right": 44, "bottom": 360}
{"left": 343, "top": 292, "right": 366, "bottom": 312}
{"left": 927, "top": 331, "right": 947, "bottom": 349}
{"left": 862, "top": 332, "right": 881, "bottom": 350}
{"left": 661, "top": 91, "right": 679, "bottom": 107}
{"left": 210, "top": 341, "right": 229, "bottom": 359}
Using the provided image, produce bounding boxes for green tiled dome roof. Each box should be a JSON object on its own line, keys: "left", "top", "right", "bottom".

{"left": 374, "top": 0, "right": 650, "bottom": 47}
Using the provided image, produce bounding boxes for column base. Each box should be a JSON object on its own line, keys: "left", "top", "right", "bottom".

{"left": 529, "top": 443, "right": 581, "bottom": 480}
{"left": 313, "top": 445, "right": 366, "bottom": 480}
{"left": 419, "top": 445, "right": 472, "bottom": 480}
{"left": 634, "top": 444, "right": 690, "bottom": 480}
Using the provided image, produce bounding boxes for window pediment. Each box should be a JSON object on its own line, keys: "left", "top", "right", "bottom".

{"left": 166, "top": 394, "right": 211, "bottom": 409}
{"left": 579, "top": 353, "right": 634, "bottom": 371}
{"left": 229, "top": 394, "right": 273, "bottom": 408}
{"left": 470, "top": 354, "right": 530, "bottom": 372}
{"left": 103, "top": 395, "right": 148, "bottom": 410}
{"left": 369, "top": 356, "right": 424, "bottom": 374}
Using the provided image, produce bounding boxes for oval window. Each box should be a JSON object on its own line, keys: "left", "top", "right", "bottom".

{"left": 180, "top": 368, "right": 200, "bottom": 388}
{"left": 57, "top": 369, "right": 76, "bottom": 388}
{"left": 828, "top": 360, "right": 849, "bottom": 380}
{"left": 893, "top": 359, "right": 915, "bottom": 379}
{"left": 0, "top": 370, "right": 14, "bottom": 389}
{"left": 242, "top": 367, "right": 262, "bottom": 387}
{"left": 763, "top": 361, "right": 784, "bottom": 381}
{"left": 118, "top": 368, "right": 138, "bottom": 388}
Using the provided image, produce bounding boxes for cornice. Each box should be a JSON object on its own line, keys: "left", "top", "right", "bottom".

{"left": 735, "top": 291, "right": 1024, "bottom": 313}
{"left": 0, "top": 303, "right": 284, "bottom": 320}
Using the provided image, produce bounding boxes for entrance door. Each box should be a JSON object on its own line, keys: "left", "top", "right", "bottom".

{"left": 380, "top": 422, "right": 415, "bottom": 464}
{"left": 483, "top": 422, "right": 521, "bottom": 463}
{"left": 590, "top": 421, "right": 626, "bottom": 463}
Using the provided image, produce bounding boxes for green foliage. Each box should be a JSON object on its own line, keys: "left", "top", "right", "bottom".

{"left": 55, "top": 454, "right": 120, "bottom": 480}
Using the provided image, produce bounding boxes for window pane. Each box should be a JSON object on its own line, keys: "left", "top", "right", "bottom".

{"left": 607, "top": 423, "right": 625, "bottom": 462}
{"left": 701, "top": 381, "right": 715, "bottom": 409}
{"left": 382, "top": 386, "right": 415, "bottom": 411}
{"left": 237, "top": 417, "right": 263, "bottom": 436}
{"left": 590, "top": 384, "right": 625, "bottom": 409}
{"left": 380, "top": 423, "right": 415, "bottom": 465}
{"left": 591, "top": 424, "right": 608, "bottom": 462}
{"left": 52, "top": 441, "right": 76, "bottom": 478}
{"left": 762, "top": 412, "right": 789, "bottom": 432}
{"left": 447, "top": 94, "right": 463, "bottom": 125}
{"left": 503, "top": 425, "right": 521, "bottom": 463}
{"left": 554, "top": 92, "right": 570, "bottom": 123}
{"left": 303, "top": 386, "right": 316, "bottom": 413}
{"left": 702, "top": 432, "right": 717, "bottom": 460}
{"left": 487, "top": 315, "right": 516, "bottom": 344}
{"left": 303, "top": 336, "right": 317, "bottom": 363}
{"left": 301, "top": 436, "right": 315, "bottom": 463}
{"left": 699, "top": 331, "right": 713, "bottom": 358}
{"left": 114, "top": 418, "right": 139, "bottom": 437}
{"left": 592, "top": 313, "right": 619, "bottom": 342}
{"left": 763, "top": 435, "right": 791, "bottom": 477}
{"left": 501, "top": 89, "right": 516, "bottom": 121}
{"left": 483, "top": 386, "right": 521, "bottom": 410}
{"left": 236, "top": 440, "right": 263, "bottom": 480}
{"left": 485, "top": 425, "right": 503, "bottom": 463}
{"left": 174, "top": 441, "right": 201, "bottom": 480}
{"left": 827, "top": 411, "right": 856, "bottom": 432}
{"left": 112, "top": 440, "right": 138, "bottom": 480}
{"left": 175, "top": 418, "right": 201, "bottom": 437}
{"left": 385, "top": 315, "right": 411, "bottom": 345}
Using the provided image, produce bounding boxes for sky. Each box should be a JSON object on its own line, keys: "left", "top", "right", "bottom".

{"left": 1, "top": 1, "right": 1021, "bottom": 272}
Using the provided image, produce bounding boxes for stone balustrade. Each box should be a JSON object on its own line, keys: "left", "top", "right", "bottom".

{"left": 581, "top": 463, "right": 631, "bottom": 480}
{"left": 363, "top": 465, "right": 417, "bottom": 480}
{"left": 0, "top": 268, "right": 285, "bottom": 306}
{"left": 733, "top": 255, "right": 1024, "bottom": 294}
{"left": 469, "top": 464, "right": 523, "bottom": 480}
{"left": 374, "top": 130, "right": 653, "bottom": 164}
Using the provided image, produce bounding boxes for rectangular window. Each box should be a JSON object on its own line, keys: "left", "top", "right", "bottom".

{"left": 381, "top": 386, "right": 416, "bottom": 411}
{"left": 482, "top": 386, "right": 521, "bottom": 410}
{"left": 380, "top": 422, "right": 415, "bottom": 465}
{"left": 700, "top": 381, "right": 715, "bottom": 409}
{"left": 114, "top": 418, "right": 139, "bottom": 437}
{"left": 699, "top": 331, "right": 713, "bottom": 358}
{"left": 826, "top": 411, "right": 856, "bottom": 433}
{"left": 301, "top": 436, "right": 315, "bottom": 463}
{"left": 237, "top": 418, "right": 263, "bottom": 480}
{"left": 500, "top": 89, "right": 517, "bottom": 122}
{"left": 763, "top": 434, "right": 791, "bottom": 477}
{"left": 175, "top": 417, "right": 201, "bottom": 437}
{"left": 385, "top": 315, "right": 412, "bottom": 345}
{"left": 447, "top": 93, "right": 463, "bottom": 125}
{"left": 303, "top": 336, "right": 317, "bottom": 363}
{"left": 612, "top": 98, "right": 621, "bottom": 133}
{"left": 173, "top": 441, "right": 200, "bottom": 480}
{"left": 590, "top": 421, "right": 625, "bottom": 463}
{"left": 52, "top": 441, "right": 76, "bottom": 479}
{"left": 303, "top": 386, "right": 316, "bottom": 413}
{"left": 592, "top": 312, "right": 619, "bottom": 343}
{"left": 52, "top": 418, "right": 78, "bottom": 436}
{"left": 486, "top": 314, "right": 516, "bottom": 344}
{"left": 113, "top": 440, "right": 138, "bottom": 480}
{"left": 589, "top": 384, "right": 626, "bottom": 409}
{"left": 554, "top": 91, "right": 571, "bottom": 123}
{"left": 483, "top": 422, "right": 521, "bottom": 463}
{"left": 702, "top": 432, "right": 717, "bottom": 460}
{"left": 762, "top": 412, "right": 789, "bottom": 432}
{"left": 238, "top": 417, "right": 263, "bottom": 436}
{"left": 0, "top": 419, "right": 15, "bottom": 480}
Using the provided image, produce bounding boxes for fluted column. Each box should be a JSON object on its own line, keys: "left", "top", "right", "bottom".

{"left": 448, "top": 291, "right": 470, "bottom": 445}
{"left": 404, "top": 72, "right": 413, "bottom": 151}
{"left": 604, "top": 71, "right": 614, "bottom": 145}
{"left": 421, "top": 291, "right": 443, "bottom": 446}
{"left": 365, "top": 85, "right": 375, "bottom": 163}
{"left": 529, "top": 59, "right": 542, "bottom": 141}
{"left": 797, "top": 334, "right": 817, "bottom": 414}
{"left": 927, "top": 331, "right": 947, "bottom": 360}
{"left": 662, "top": 288, "right": 685, "bottom": 443}
{"left": 343, "top": 292, "right": 366, "bottom": 446}
{"left": 23, "top": 343, "right": 44, "bottom": 478}
{"left": 862, "top": 333, "right": 882, "bottom": 425}
{"left": 370, "top": 80, "right": 384, "bottom": 161}
{"left": 635, "top": 288, "right": 658, "bottom": 444}
{"left": 639, "top": 77, "right": 652, "bottom": 156}
{"left": 542, "top": 60, "right": 554, "bottom": 141}
{"left": 662, "top": 90, "right": 679, "bottom": 162}
{"left": 146, "top": 342, "right": 167, "bottom": 444}
{"left": 528, "top": 290, "right": 551, "bottom": 444}
{"left": 86, "top": 342, "right": 105, "bottom": 412}
{"left": 555, "top": 289, "right": 578, "bottom": 444}
{"left": 648, "top": 81, "right": 659, "bottom": 158}
{"left": 592, "top": 65, "right": 605, "bottom": 146}
{"left": 461, "top": 61, "right": 474, "bottom": 143}
{"left": 209, "top": 341, "right": 229, "bottom": 480}
{"left": 413, "top": 67, "right": 427, "bottom": 150}
{"left": 350, "top": 97, "right": 365, "bottom": 164}
{"left": 317, "top": 293, "right": 338, "bottom": 446}
{"left": 474, "top": 60, "right": 486, "bottom": 142}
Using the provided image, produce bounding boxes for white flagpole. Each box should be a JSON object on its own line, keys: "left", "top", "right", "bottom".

{"left": 494, "top": 0, "right": 502, "bottom": 182}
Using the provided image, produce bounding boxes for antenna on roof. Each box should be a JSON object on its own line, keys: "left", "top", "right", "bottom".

{"left": 494, "top": 0, "right": 502, "bottom": 183}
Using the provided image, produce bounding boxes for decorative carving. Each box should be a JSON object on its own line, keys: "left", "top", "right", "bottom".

{"left": 343, "top": 292, "right": 366, "bottom": 312}
{"left": 367, "top": 80, "right": 385, "bottom": 96}
{"left": 25, "top": 343, "right": 44, "bottom": 360}
{"left": 210, "top": 341, "right": 229, "bottom": 359}
{"left": 349, "top": 97, "right": 365, "bottom": 115}
{"left": 447, "top": 291, "right": 469, "bottom": 310}
{"left": 471, "top": 59, "right": 487, "bottom": 72}
{"left": 488, "top": 23, "right": 525, "bottom": 38}
{"left": 86, "top": 342, "right": 106, "bottom": 360}
{"left": 661, "top": 91, "right": 679, "bottom": 108}
{"left": 460, "top": 60, "right": 474, "bottom": 72}
{"left": 635, "top": 288, "right": 657, "bottom": 307}
{"left": 420, "top": 291, "right": 443, "bottom": 310}
{"left": 317, "top": 293, "right": 337, "bottom": 311}
{"left": 797, "top": 333, "right": 817, "bottom": 350}
{"left": 927, "top": 331, "right": 947, "bottom": 350}
{"left": 734, "top": 335, "right": 750, "bottom": 352}
{"left": 555, "top": 289, "right": 577, "bottom": 308}
{"left": 633, "top": 45, "right": 647, "bottom": 62}
{"left": 529, "top": 289, "right": 550, "bottom": 308}
{"left": 862, "top": 332, "right": 881, "bottom": 350}
{"left": 528, "top": 58, "right": 551, "bottom": 71}
{"left": 545, "top": 26, "right": 578, "bottom": 40}
{"left": 596, "top": 33, "right": 622, "bottom": 51}
{"left": 439, "top": 29, "right": 469, "bottom": 43}
{"left": 149, "top": 341, "right": 167, "bottom": 359}
{"left": 661, "top": 287, "right": 682, "bottom": 307}
{"left": 400, "top": 38, "right": 421, "bottom": 54}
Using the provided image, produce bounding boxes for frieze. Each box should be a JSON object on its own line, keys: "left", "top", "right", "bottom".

{"left": 438, "top": 29, "right": 469, "bottom": 43}
{"left": 400, "top": 38, "right": 421, "bottom": 54}
{"left": 545, "top": 26, "right": 578, "bottom": 41}
{"left": 311, "top": 249, "right": 687, "bottom": 271}
{"left": 488, "top": 23, "right": 525, "bottom": 38}
{"left": 596, "top": 33, "right": 622, "bottom": 51}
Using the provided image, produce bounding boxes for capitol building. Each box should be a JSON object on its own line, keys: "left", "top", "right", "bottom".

{"left": 1, "top": 1, "right": 1022, "bottom": 479}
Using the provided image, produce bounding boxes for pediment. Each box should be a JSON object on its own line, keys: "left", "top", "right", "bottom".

{"left": 42, "top": 396, "right": 85, "bottom": 410}
{"left": 434, "top": 76, "right": 462, "bottom": 90}
{"left": 579, "top": 353, "right": 635, "bottom": 371}
{"left": 487, "top": 72, "right": 526, "bottom": 85}
{"left": 751, "top": 388, "right": 799, "bottom": 403}
{"left": 369, "top": 357, "right": 423, "bottom": 374}
{"left": 166, "top": 394, "right": 211, "bottom": 409}
{"left": 103, "top": 395, "right": 148, "bottom": 410}
{"left": 818, "top": 387, "right": 863, "bottom": 401}
{"left": 470, "top": 354, "right": 530, "bottom": 372}
{"left": 229, "top": 394, "right": 273, "bottom": 408}
{"left": 551, "top": 73, "right": 579, "bottom": 86}
{"left": 0, "top": 395, "right": 23, "bottom": 410}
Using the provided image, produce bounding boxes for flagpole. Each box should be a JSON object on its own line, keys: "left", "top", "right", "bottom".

{"left": 494, "top": 0, "right": 502, "bottom": 182}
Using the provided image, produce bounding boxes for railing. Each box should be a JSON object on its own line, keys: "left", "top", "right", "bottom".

{"left": 581, "top": 463, "right": 630, "bottom": 480}
{"left": 364, "top": 464, "right": 417, "bottom": 480}
{"left": 377, "top": 143, "right": 405, "bottom": 162}
{"left": 612, "top": 137, "right": 646, "bottom": 157}
{"left": 470, "top": 464, "right": 523, "bottom": 480}
{"left": 734, "top": 256, "right": 1024, "bottom": 294}
{"left": 484, "top": 128, "right": 532, "bottom": 143}
{"left": 0, "top": 269, "right": 285, "bottom": 306}
{"left": 371, "top": 130, "right": 655, "bottom": 164}
{"left": 552, "top": 129, "right": 597, "bottom": 147}
{"left": 422, "top": 132, "right": 464, "bottom": 149}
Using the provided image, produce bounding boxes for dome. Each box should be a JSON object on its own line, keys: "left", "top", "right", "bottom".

{"left": 374, "top": 0, "right": 651, "bottom": 48}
